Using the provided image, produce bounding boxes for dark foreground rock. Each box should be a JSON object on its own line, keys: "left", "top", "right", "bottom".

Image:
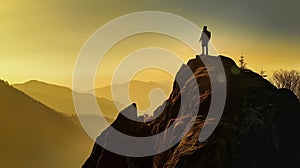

{"left": 82, "top": 55, "right": 300, "bottom": 168}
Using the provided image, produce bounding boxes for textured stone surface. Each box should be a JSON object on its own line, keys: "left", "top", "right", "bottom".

{"left": 83, "top": 55, "right": 300, "bottom": 168}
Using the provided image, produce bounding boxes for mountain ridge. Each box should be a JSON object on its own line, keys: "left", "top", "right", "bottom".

{"left": 13, "top": 80, "right": 125, "bottom": 118}
{"left": 83, "top": 55, "right": 300, "bottom": 168}
{"left": 92, "top": 80, "right": 171, "bottom": 111}
{"left": 0, "top": 79, "right": 93, "bottom": 168}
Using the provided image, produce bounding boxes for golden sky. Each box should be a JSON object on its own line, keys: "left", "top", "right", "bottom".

{"left": 1, "top": 0, "right": 299, "bottom": 87}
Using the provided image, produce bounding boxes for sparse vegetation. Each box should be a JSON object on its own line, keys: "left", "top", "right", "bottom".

{"left": 259, "top": 67, "right": 267, "bottom": 78}
{"left": 239, "top": 54, "right": 247, "bottom": 70}
{"left": 271, "top": 69, "right": 300, "bottom": 99}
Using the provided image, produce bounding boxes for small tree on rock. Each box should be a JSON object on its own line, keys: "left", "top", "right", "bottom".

{"left": 239, "top": 54, "right": 247, "bottom": 70}
{"left": 259, "top": 67, "right": 267, "bottom": 78}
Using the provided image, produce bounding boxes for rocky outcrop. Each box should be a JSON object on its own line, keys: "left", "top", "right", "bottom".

{"left": 83, "top": 55, "right": 300, "bottom": 168}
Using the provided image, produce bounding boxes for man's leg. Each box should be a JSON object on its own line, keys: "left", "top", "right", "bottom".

{"left": 201, "top": 46, "right": 204, "bottom": 55}
{"left": 205, "top": 45, "right": 208, "bottom": 55}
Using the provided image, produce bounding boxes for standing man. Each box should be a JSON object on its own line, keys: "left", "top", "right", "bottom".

{"left": 199, "top": 26, "right": 211, "bottom": 55}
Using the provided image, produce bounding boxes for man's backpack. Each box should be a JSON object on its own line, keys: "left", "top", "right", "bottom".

{"left": 205, "top": 31, "right": 211, "bottom": 40}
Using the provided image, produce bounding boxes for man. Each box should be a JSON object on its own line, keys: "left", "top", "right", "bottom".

{"left": 199, "top": 26, "right": 211, "bottom": 55}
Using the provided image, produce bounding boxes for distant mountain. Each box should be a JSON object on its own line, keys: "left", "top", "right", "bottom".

{"left": 0, "top": 79, "right": 94, "bottom": 168}
{"left": 93, "top": 80, "right": 171, "bottom": 111}
{"left": 13, "top": 80, "right": 124, "bottom": 119}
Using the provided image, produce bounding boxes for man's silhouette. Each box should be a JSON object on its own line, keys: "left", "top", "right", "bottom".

{"left": 199, "top": 26, "right": 211, "bottom": 55}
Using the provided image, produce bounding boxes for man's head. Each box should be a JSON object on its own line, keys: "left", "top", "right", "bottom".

{"left": 203, "top": 26, "right": 207, "bottom": 30}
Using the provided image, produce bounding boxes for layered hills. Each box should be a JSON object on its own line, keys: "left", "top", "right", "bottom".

{"left": 92, "top": 80, "right": 170, "bottom": 111}
{"left": 0, "top": 80, "right": 93, "bottom": 168}
{"left": 13, "top": 80, "right": 124, "bottom": 119}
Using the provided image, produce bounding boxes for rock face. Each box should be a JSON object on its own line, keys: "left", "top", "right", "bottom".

{"left": 82, "top": 55, "right": 300, "bottom": 168}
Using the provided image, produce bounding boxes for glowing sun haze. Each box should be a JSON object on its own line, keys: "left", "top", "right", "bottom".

{"left": 0, "top": 0, "right": 299, "bottom": 87}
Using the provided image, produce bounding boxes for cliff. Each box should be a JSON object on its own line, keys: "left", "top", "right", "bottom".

{"left": 82, "top": 55, "right": 300, "bottom": 168}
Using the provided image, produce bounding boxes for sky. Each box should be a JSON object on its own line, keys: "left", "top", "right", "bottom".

{"left": 1, "top": 0, "right": 299, "bottom": 88}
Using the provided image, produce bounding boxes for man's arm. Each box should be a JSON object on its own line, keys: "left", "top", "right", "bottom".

{"left": 199, "top": 32, "right": 203, "bottom": 42}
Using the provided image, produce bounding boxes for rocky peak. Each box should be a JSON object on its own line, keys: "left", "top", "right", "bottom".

{"left": 83, "top": 55, "right": 300, "bottom": 168}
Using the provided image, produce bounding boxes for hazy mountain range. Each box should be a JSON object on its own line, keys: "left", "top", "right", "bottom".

{"left": 91, "top": 80, "right": 171, "bottom": 112}
{"left": 14, "top": 80, "right": 170, "bottom": 117}
{"left": 0, "top": 79, "right": 170, "bottom": 167}
{"left": 13, "top": 80, "right": 125, "bottom": 119}
{"left": 0, "top": 79, "right": 93, "bottom": 168}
